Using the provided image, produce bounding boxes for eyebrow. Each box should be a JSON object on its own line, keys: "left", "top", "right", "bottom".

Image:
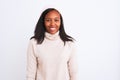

{"left": 45, "top": 17, "right": 60, "bottom": 19}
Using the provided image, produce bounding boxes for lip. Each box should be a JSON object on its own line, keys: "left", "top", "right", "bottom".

{"left": 49, "top": 26, "right": 56, "bottom": 28}
{"left": 49, "top": 27, "right": 56, "bottom": 31}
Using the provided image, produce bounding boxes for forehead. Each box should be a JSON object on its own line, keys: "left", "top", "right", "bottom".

{"left": 45, "top": 10, "right": 60, "bottom": 18}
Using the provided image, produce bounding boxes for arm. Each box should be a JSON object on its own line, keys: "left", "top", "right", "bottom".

{"left": 27, "top": 40, "right": 37, "bottom": 80}
{"left": 68, "top": 43, "right": 79, "bottom": 80}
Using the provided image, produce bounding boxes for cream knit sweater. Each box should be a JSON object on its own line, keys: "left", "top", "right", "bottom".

{"left": 27, "top": 31, "right": 78, "bottom": 80}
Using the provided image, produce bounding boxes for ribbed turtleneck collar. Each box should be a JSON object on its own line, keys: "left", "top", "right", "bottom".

{"left": 45, "top": 31, "right": 60, "bottom": 40}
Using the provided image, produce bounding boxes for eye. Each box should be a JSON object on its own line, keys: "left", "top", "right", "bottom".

{"left": 45, "top": 19, "right": 51, "bottom": 22}
{"left": 55, "top": 19, "right": 60, "bottom": 22}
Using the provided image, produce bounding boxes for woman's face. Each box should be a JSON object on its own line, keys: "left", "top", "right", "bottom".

{"left": 44, "top": 10, "right": 61, "bottom": 34}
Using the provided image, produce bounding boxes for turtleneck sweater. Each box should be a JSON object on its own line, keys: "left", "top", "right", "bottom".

{"left": 27, "top": 31, "right": 78, "bottom": 80}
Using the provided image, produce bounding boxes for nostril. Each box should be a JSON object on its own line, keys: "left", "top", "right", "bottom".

{"left": 50, "top": 23, "right": 55, "bottom": 26}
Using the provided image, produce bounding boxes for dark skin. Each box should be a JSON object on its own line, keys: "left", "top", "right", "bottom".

{"left": 44, "top": 10, "right": 61, "bottom": 34}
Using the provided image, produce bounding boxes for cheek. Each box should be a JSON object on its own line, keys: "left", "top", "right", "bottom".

{"left": 44, "top": 22, "right": 50, "bottom": 28}
{"left": 44, "top": 25, "right": 48, "bottom": 31}
{"left": 44, "top": 22, "right": 49, "bottom": 26}
{"left": 57, "top": 23, "right": 61, "bottom": 28}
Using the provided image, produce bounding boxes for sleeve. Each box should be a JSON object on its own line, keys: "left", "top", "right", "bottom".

{"left": 68, "top": 42, "right": 79, "bottom": 80}
{"left": 26, "top": 40, "right": 37, "bottom": 80}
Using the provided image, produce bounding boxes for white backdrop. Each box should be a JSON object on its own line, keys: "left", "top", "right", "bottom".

{"left": 0, "top": 0, "right": 120, "bottom": 80}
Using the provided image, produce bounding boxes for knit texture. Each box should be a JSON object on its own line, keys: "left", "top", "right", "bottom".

{"left": 27, "top": 31, "right": 78, "bottom": 80}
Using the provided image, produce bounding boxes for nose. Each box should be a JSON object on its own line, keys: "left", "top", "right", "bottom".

{"left": 50, "top": 20, "right": 55, "bottom": 26}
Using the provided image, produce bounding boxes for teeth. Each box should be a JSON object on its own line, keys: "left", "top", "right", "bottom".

{"left": 50, "top": 28, "right": 56, "bottom": 30}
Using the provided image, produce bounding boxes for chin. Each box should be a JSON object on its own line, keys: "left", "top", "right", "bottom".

{"left": 49, "top": 31, "right": 57, "bottom": 34}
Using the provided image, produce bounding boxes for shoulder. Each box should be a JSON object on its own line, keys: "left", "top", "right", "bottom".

{"left": 66, "top": 41, "right": 76, "bottom": 49}
{"left": 28, "top": 38, "right": 37, "bottom": 45}
{"left": 67, "top": 41, "right": 76, "bottom": 46}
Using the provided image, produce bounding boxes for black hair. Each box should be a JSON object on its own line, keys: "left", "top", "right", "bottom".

{"left": 31, "top": 8, "right": 74, "bottom": 45}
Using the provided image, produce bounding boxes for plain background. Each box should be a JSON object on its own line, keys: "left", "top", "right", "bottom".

{"left": 0, "top": 0, "right": 120, "bottom": 80}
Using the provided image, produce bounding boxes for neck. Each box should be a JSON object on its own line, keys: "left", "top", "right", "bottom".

{"left": 45, "top": 31, "right": 60, "bottom": 40}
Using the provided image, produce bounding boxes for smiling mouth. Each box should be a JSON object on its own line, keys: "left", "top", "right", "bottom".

{"left": 49, "top": 27, "right": 56, "bottom": 31}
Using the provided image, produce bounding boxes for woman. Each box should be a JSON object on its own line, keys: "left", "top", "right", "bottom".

{"left": 27, "top": 8, "right": 78, "bottom": 80}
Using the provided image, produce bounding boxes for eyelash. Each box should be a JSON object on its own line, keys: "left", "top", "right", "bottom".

{"left": 55, "top": 20, "right": 59, "bottom": 21}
